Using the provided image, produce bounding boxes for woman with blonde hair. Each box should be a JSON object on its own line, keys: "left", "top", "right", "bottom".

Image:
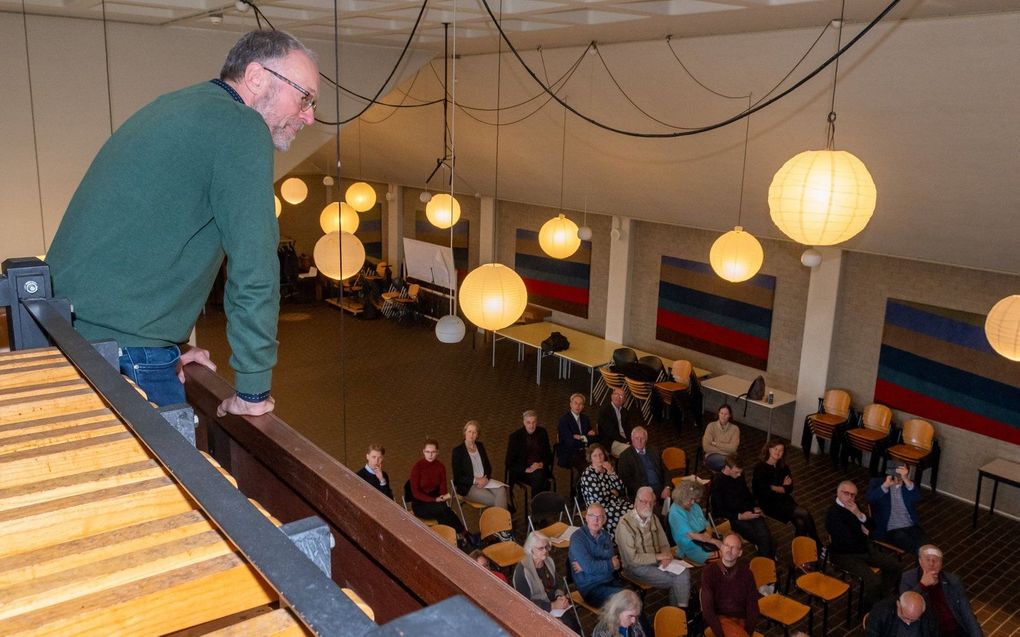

{"left": 592, "top": 589, "right": 645, "bottom": 637}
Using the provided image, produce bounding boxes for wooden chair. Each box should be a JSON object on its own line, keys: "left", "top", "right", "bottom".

{"left": 624, "top": 377, "right": 655, "bottom": 424}
{"left": 654, "top": 359, "right": 691, "bottom": 423}
{"left": 788, "top": 536, "right": 850, "bottom": 636}
{"left": 432, "top": 524, "right": 458, "bottom": 547}
{"left": 802, "top": 389, "right": 853, "bottom": 464}
{"left": 621, "top": 571, "right": 654, "bottom": 601}
{"left": 527, "top": 491, "right": 574, "bottom": 549}
{"left": 595, "top": 365, "right": 630, "bottom": 406}
{"left": 750, "top": 557, "right": 811, "bottom": 636}
{"left": 479, "top": 507, "right": 525, "bottom": 568}
{"left": 885, "top": 418, "right": 941, "bottom": 493}
{"left": 379, "top": 283, "right": 404, "bottom": 317}
{"left": 450, "top": 478, "right": 488, "bottom": 530}
{"left": 393, "top": 283, "right": 421, "bottom": 323}
{"left": 662, "top": 446, "right": 687, "bottom": 487}
{"left": 654, "top": 606, "right": 688, "bottom": 637}
{"left": 844, "top": 404, "right": 894, "bottom": 474}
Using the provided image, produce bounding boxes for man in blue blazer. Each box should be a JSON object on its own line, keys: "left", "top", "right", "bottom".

{"left": 556, "top": 393, "right": 595, "bottom": 470}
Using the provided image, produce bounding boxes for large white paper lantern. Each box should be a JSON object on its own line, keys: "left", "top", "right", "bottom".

{"left": 345, "top": 182, "right": 377, "bottom": 212}
{"left": 313, "top": 231, "right": 365, "bottom": 281}
{"left": 319, "top": 202, "right": 360, "bottom": 234}
{"left": 768, "top": 150, "right": 876, "bottom": 246}
{"left": 280, "top": 177, "right": 308, "bottom": 205}
{"left": 425, "top": 193, "right": 461, "bottom": 229}
{"left": 458, "top": 264, "right": 528, "bottom": 331}
{"left": 539, "top": 214, "right": 581, "bottom": 259}
{"left": 709, "top": 226, "right": 764, "bottom": 283}
{"left": 985, "top": 295, "right": 1020, "bottom": 361}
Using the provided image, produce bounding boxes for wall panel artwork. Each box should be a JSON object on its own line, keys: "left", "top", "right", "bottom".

{"left": 874, "top": 299, "right": 1020, "bottom": 445}
{"left": 415, "top": 211, "right": 468, "bottom": 274}
{"left": 514, "top": 229, "right": 591, "bottom": 318}
{"left": 656, "top": 256, "right": 775, "bottom": 370}
{"left": 356, "top": 204, "right": 382, "bottom": 260}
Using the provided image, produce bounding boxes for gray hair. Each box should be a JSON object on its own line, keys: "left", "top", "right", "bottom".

{"left": 220, "top": 31, "right": 316, "bottom": 81}
{"left": 595, "top": 590, "right": 642, "bottom": 633}
{"left": 672, "top": 479, "right": 704, "bottom": 506}
{"left": 919, "top": 544, "right": 943, "bottom": 558}
{"left": 522, "top": 409, "right": 538, "bottom": 421}
{"left": 523, "top": 531, "right": 550, "bottom": 555}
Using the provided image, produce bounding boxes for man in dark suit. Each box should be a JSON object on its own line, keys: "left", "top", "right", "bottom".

{"left": 506, "top": 409, "right": 553, "bottom": 495}
{"left": 356, "top": 443, "right": 393, "bottom": 498}
{"left": 598, "top": 387, "right": 634, "bottom": 457}
{"left": 556, "top": 393, "right": 595, "bottom": 470}
{"left": 617, "top": 426, "right": 670, "bottom": 503}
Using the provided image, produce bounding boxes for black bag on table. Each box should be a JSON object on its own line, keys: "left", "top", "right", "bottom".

{"left": 541, "top": 331, "right": 570, "bottom": 353}
{"left": 736, "top": 375, "right": 766, "bottom": 416}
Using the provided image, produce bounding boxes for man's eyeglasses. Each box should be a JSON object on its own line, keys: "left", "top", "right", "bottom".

{"left": 262, "top": 66, "right": 316, "bottom": 112}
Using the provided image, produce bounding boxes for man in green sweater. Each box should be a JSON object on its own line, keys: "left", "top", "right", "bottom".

{"left": 46, "top": 30, "right": 319, "bottom": 416}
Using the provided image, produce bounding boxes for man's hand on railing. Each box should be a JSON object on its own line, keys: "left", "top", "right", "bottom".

{"left": 178, "top": 346, "right": 217, "bottom": 383}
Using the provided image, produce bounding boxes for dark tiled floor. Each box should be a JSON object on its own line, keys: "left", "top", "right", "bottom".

{"left": 196, "top": 303, "right": 1020, "bottom": 637}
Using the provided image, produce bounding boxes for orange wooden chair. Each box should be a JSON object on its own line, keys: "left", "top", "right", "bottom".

{"left": 789, "top": 537, "right": 850, "bottom": 636}
{"left": 844, "top": 404, "right": 894, "bottom": 474}
{"left": 802, "top": 389, "right": 852, "bottom": 465}
{"left": 885, "top": 419, "right": 941, "bottom": 494}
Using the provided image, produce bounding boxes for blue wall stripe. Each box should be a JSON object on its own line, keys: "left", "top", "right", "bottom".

{"left": 658, "top": 280, "right": 773, "bottom": 329}
{"left": 657, "top": 298, "right": 771, "bottom": 340}
{"left": 886, "top": 301, "right": 994, "bottom": 353}
{"left": 663, "top": 255, "right": 775, "bottom": 291}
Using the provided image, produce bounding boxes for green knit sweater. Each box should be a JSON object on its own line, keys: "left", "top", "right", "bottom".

{"left": 48, "top": 81, "right": 279, "bottom": 395}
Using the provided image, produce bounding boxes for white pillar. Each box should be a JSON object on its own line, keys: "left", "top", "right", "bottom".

{"left": 386, "top": 183, "right": 402, "bottom": 271}
{"left": 791, "top": 247, "right": 843, "bottom": 450}
{"left": 479, "top": 196, "right": 495, "bottom": 265}
{"left": 604, "top": 216, "right": 631, "bottom": 343}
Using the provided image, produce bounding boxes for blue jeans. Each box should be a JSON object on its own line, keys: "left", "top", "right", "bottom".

{"left": 580, "top": 577, "right": 626, "bottom": 607}
{"left": 119, "top": 345, "right": 185, "bottom": 407}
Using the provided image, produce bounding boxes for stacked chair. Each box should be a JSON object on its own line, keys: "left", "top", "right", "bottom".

{"left": 843, "top": 403, "right": 895, "bottom": 474}
{"left": 885, "top": 418, "right": 941, "bottom": 494}
{"left": 801, "top": 389, "right": 853, "bottom": 465}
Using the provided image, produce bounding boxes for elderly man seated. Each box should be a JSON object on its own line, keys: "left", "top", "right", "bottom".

{"left": 901, "top": 545, "right": 983, "bottom": 637}
{"left": 597, "top": 388, "right": 634, "bottom": 457}
{"left": 867, "top": 462, "right": 927, "bottom": 555}
{"left": 615, "top": 487, "right": 691, "bottom": 609}
{"left": 701, "top": 534, "right": 760, "bottom": 637}
{"left": 866, "top": 591, "right": 937, "bottom": 637}
{"left": 569, "top": 503, "right": 626, "bottom": 607}
{"left": 617, "top": 427, "right": 671, "bottom": 506}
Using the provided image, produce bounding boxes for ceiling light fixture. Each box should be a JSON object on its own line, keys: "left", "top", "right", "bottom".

{"left": 539, "top": 107, "right": 581, "bottom": 259}
{"left": 768, "top": 1, "right": 876, "bottom": 246}
{"left": 985, "top": 295, "right": 1020, "bottom": 361}
{"left": 280, "top": 177, "right": 307, "bottom": 205}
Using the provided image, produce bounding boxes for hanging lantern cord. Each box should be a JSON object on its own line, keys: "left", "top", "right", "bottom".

{"left": 826, "top": 0, "right": 847, "bottom": 150}
{"left": 736, "top": 93, "right": 752, "bottom": 226}
{"left": 558, "top": 106, "right": 567, "bottom": 212}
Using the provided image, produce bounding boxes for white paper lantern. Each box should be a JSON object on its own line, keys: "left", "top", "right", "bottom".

{"left": 768, "top": 150, "right": 876, "bottom": 246}
{"left": 577, "top": 225, "right": 593, "bottom": 241}
{"left": 345, "top": 182, "right": 376, "bottom": 212}
{"left": 801, "top": 248, "right": 823, "bottom": 268}
{"left": 313, "top": 231, "right": 365, "bottom": 281}
{"left": 458, "top": 264, "right": 528, "bottom": 331}
{"left": 319, "top": 202, "right": 360, "bottom": 234}
{"left": 985, "top": 295, "right": 1020, "bottom": 361}
{"left": 280, "top": 177, "right": 308, "bottom": 205}
{"left": 274, "top": 195, "right": 282, "bottom": 218}
{"left": 538, "top": 214, "right": 581, "bottom": 259}
{"left": 709, "top": 226, "right": 764, "bottom": 283}
{"left": 435, "top": 314, "right": 466, "bottom": 343}
{"left": 425, "top": 193, "right": 461, "bottom": 229}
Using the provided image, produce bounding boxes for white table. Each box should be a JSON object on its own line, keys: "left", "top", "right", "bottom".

{"left": 493, "top": 321, "right": 710, "bottom": 402}
{"left": 699, "top": 374, "right": 796, "bottom": 442}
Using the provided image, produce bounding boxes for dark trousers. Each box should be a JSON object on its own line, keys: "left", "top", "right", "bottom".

{"left": 732, "top": 517, "right": 775, "bottom": 558}
{"left": 830, "top": 545, "right": 901, "bottom": 610}
{"left": 791, "top": 506, "right": 819, "bottom": 541}
{"left": 885, "top": 525, "right": 927, "bottom": 556}
{"left": 412, "top": 500, "right": 465, "bottom": 534}
{"left": 512, "top": 469, "right": 551, "bottom": 494}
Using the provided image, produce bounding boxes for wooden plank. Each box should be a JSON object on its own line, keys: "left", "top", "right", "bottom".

{"left": 0, "top": 378, "right": 90, "bottom": 400}
{"left": 0, "top": 362, "right": 82, "bottom": 391}
{"left": 0, "top": 432, "right": 150, "bottom": 489}
{"left": 0, "top": 510, "right": 211, "bottom": 586}
{"left": 0, "top": 408, "right": 113, "bottom": 440}
{"left": 198, "top": 608, "right": 308, "bottom": 636}
{"left": 0, "top": 553, "right": 277, "bottom": 636}
{"left": 0, "top": 348, "right": 63, "bottom": 364}
{"left": 0, "top": 419, "right": 127, "bottom": 455}
{"left": 0, "top": 459, "right": 162, "bottom": 511}
{"left": 0, "top": 388, "right": 107, "bottom": 426}
{"left": 0, "top": 478, "right": 195, "bottom": 558}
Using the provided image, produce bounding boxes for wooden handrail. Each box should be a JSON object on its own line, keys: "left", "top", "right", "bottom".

{"left": 184, "top": 364, "right": 572, "bottom": 636}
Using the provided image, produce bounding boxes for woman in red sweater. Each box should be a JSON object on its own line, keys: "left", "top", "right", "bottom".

{"left": 409, "top": 438, "right": 468, "bottom": 540}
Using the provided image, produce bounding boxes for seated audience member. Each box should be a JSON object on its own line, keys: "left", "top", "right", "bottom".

{"left": 557, "top": 393, "right": 596, "bottom": 471}
{"left": 593, "top": 590, "right": 647, "bottom": 637}
{"left": 703, "top": 404, "right": 740, "bottom": 472}
{"left": 900, "top": 545, "right": 983, "bottom": 637}
{"left": 452, "top": 420, "right": 509, "bottom": 510}
{"left": 867, "top": 462, "right": 927, "bottom": 555}
{"left": 866, "top": 591, "right": 937, "bottom": 637}
{"left": 598, "top": 388, "right": 634, "bottom": 457}
{"left": 506, "top": 410, "right": 553, "bottom": 495}
{"left": 701, "top": 534, "right": 760, "bottom": 637}
{"left": 616, "top": 487, "right": 691, "bottom": 608}
{"left": 409, "top": 438, "right": 468, "bottom": 542}
{"left": 470, "top": 549, "right": 509, "bottom": 584}
{"left": 710, "top": 456, "right": 775, "bottom": 558}
{"left": 617, "top": 427, "right": 671, "bottom": 506}
{"left": 356, "top": 444, "right": 392, "bottom": 498}
{"left": 578, "top": 443, "right": 633, "bottom": 538}
{"left": 569, "top": 503, "right": 626, "bottom": 607}
{"left": 669, "top": 479, "right": 722, "bottom": 565}
{"left": 826, "top": 480, "right": 901, "bottom": 610}
{"left": 752, "top": 439, "right": 819, "bottom": 540}
{"left": 513, "top": 532, "right": 581, "bottom": 633}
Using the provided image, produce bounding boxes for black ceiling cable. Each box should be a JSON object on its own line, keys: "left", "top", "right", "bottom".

{"left": 664, "top": 34, "right": 746, "bottom": 101}
{"left": 477, "top": 0, "right": 902, "bottom": 138}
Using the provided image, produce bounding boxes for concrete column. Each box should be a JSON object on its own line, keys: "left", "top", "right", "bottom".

{"left": 604, "top": 216, "right": 632, "bottom": 343}
{"left": 790, "top": 247, "right": 843, "bottom": 451}
{"left": 386, "top": 183, "right": 403, "bottom": 270}
{"left": 479, "top": 196, "right": 496, "bottom": 265}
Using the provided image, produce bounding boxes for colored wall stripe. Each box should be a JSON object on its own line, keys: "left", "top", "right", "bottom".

{"left": 656, "top": 324, "right": 766, "bottom": 370}
{"left": 514, "top": 228, "right": 591, "bottom": 319}
{"left": 658, "top": 281, "right": 773, "bottom": 332}
{"left": 885, "top": 300, "right": 994, "bottom": 353}
{"left": 663, "top": 255, "right": 775, "bottom": 290}
{"left": 881, "top": 324, "right": 1018, "bottom": 388}
{"left": 522, "top": 277, "right": 590, "bottom": 306}
{"left": 660, "top": 259, "right": 775, "bottom": 310}
{"left": 657, "top": 296, "right": 771, "bottom": 341}
{"left": 656, "top": 308, "right": 769, "bottom": 361}
{"left": 875, "top": 379, "right": 1020, "bottom": 445}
